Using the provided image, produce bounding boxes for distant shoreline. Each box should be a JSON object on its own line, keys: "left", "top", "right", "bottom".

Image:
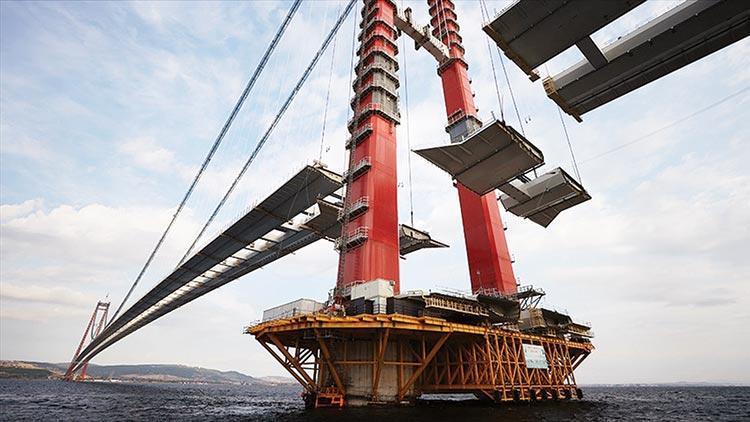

{"left": 2, "top": 361, "right": 746, "bottom": 387}
{"left": 0, "top": 360, "right": 297, "bottom": 385}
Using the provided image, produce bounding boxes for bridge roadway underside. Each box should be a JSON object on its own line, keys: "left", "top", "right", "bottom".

{"left": 483, "top": 0, "right": 645, "bottom": 80}
{"left": 69, "top": 164, "right": 344, "bottom": 374}
{"left": 247, "top": 314, "right": 593, "bottom": 406}
{"left": 544, "top": 0, "right": 750, "bottom": 120}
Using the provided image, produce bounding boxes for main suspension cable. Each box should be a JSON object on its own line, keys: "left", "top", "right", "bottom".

{"left": 179, "top": 0, "right": 357, "bottom": 264}
{"left": 108, "top": 0, "right": 302, "bottom": 324}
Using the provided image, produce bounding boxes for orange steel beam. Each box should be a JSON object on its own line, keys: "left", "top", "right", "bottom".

{"left": 313, "top": 329, "right": 346, "bottom": 395}
{"left": 372, "top": 328, "right": 391, "bottom": 399}
{"left": 250, "top": 316, "right": 592, "bottom": 403}
{"left": 397, "top": 332, "right": 450, "bottom": 400}
{"left": 249, "top": 315, "right": 592, "bottom": 352}
{"left": 268, "top": 333, "right": 317, "bottom": 387}
{"left": 258, "top": 339, "right": 314, "bottom": 391}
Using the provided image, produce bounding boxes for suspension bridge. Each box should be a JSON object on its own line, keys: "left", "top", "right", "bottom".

{"left": 65, "top": 0, "right": 748, "bottom": 407}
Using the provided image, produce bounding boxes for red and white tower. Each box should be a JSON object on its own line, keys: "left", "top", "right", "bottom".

{"left": 337, "top": 0, "right": 517, "bottom": 297}
{"left": 337, "top": 0, "right": 402, "bottom": 293}
{"left": 428, "top": 0, "right": 517, "bottom": 294}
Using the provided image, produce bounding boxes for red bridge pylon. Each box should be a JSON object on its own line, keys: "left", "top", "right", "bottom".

{"left": 64, "top": 300, "right": 109, "bottom": 380}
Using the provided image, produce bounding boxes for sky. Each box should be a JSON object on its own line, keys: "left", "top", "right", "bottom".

{"left": 1, "top": 1, "right": 748, "bottom": 385}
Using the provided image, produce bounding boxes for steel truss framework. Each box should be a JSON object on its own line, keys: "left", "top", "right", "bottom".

{"left": 248, "top": 314, "right": 592, "bottom": 405}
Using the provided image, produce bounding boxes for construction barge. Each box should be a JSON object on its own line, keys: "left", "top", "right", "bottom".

{"left": 246, "top": 286, "right": 593, "bottom": 407}
{"left": 249, "top": 0, "right": 596, "bottom": 408}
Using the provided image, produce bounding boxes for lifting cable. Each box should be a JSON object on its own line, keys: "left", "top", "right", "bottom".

{"left": 479, "top": 0, "right": 504, "bottom": 122}
{"left": 498, "top": 30, "right": 524, "bottom": 136}
{"left": 179, "top": 0, "right": 358, "bottom": 265}
{"left": 401, "top": 34, "right": 415, "bottom": 226}
{"left": 558, "top": 105, "right": 582, "bottom": 182}
{"left": 480, "top": 0, "right": 525, "bottom": 136}
{"left": 108, "top": 0, "right": 302, "bottom": 324}
{"left": 318, "top": 5, "right": 341, "bottom": 161}
{"left": 545, "top": 63, "right": 582, "bottom": 183}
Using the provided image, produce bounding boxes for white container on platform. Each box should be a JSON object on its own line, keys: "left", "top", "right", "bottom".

{"left": 350, "top": 279, "right": 395, "bottom": 300}
{"left": 262, "top": 298, "right": 324, "bottom": 322}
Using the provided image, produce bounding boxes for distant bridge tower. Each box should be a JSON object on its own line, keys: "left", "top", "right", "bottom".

{"left": 64, "top": 300, "right": 109, "bottom": 380}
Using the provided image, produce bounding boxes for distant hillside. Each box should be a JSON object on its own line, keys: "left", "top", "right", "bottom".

{"left": 0, "top": 361, "right": 294, "bottom": 385}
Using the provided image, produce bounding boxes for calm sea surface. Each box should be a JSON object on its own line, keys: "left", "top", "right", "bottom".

{"left": 0, "top": 380, "right": 748, "bottom": 421}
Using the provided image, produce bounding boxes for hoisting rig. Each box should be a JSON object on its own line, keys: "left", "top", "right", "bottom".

{"left": 248, "top": 0, "right": 593, "bottom": 407}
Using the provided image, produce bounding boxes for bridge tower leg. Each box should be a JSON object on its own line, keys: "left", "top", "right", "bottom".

{"left": 64, "top": 301, "right": 109, "bottom": 380}
{"left": 337, "top": 0, "right": 401, "bottom": 294}
{"left": 428, "top": 0, "right": 517, "bottom": 294}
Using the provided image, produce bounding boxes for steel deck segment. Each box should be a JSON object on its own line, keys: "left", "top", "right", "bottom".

{"left": 499, "top": 167, "right": 591, "bottom": 227}
{"left": 413, "top": 120, "right": 544, "bottom": 196}
{"left": 304, "top": 200, "right": 448, "bottom": 257}
{"left": 302, "top": 199, "right": 343, "bottom": 239}
{"left": 70, "top": 165, "right": 342, "bottom": 370}
{"left": 74, "top": 229, "right": 324, "bottom": 372}
{"left": 398, "top": 224, "right": 448, "bottom": 256}
{"left": 482, "top": 0, "right": 645, "bottom": 80}
{"left": 545, "top": 0, "right": 750, "bottom": 119}
{"left": 526, "top": 192, "right": 591, "bottom": 228}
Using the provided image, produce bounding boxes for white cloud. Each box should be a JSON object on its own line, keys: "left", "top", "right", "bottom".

{"left": 0, "top": 199, "right": 44, "bottom": 222}
{"left": 1, "top": 282, "right": 94, "bottom": 308}
{"left": 119, "top": 137, "right": 197, "bottom": 181}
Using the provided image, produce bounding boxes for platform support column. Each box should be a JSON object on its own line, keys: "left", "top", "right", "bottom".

{"left": 337, "top": 0, "right": 401, "bottom": 293}
{"left": 428, "top": 0, "right": 517, "bottom": 294}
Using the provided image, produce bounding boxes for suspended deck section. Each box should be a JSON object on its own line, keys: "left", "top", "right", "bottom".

{"left": 543, "top": 0, "right": 750, "bottom": 120}
{"left": 483, "top": 0, "right": 645, "bottom": 81}
{"left": 484, "top": 0, "right": 750, "bottom": 121}
{"left": 68, "top": 164, "right": 344, "bottom": 374}
{"left": 499, "top": 167, "right": 590, "bottom": 228}
{"left": 414, "top": 119, "right": 544, "bottom": 196}
{"left": 413, "top": 118, "right": 589, "bottom": 227}
{"left": 304, "top": 199, "right": 448, "bottom": 257}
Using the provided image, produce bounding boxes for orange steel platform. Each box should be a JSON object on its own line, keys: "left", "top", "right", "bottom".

{"left": 246, "top": 314, "right": 593, "bottom": 407}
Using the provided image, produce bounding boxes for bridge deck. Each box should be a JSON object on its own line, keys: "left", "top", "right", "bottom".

{"left": 544, "top": 0, "right": 750, "bottom": 120}
{"left": 483, "top": 0, "right": 644, "bottom": 80}
{"left": 69, "top": 164, "right": 343, "bottom": 373}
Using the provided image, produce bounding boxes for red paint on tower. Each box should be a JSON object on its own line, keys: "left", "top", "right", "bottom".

{"left": 428, "top": 0, "right": 518, "bottom": 294}
{"left": 337, "top": 0, "right": 401, "bottom": 294}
